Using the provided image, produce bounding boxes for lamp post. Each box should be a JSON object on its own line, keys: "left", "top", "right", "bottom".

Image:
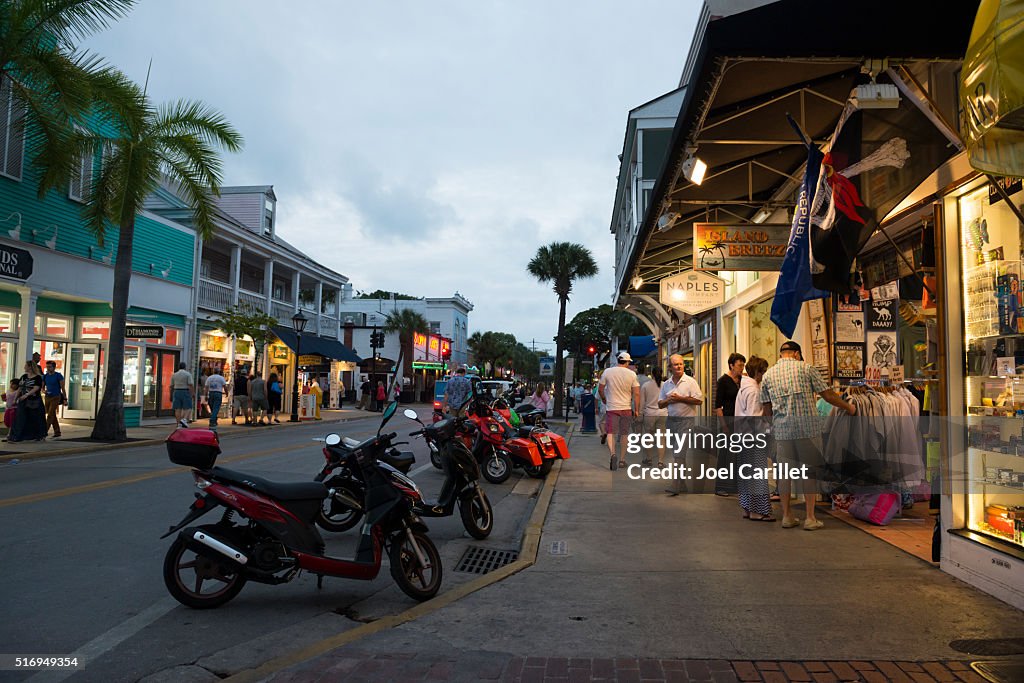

{"left": 289, "top": 310, "right": 308, "bottom": 422}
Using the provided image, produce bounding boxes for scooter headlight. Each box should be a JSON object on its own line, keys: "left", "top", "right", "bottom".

{"left": 488, "top": 423, "right": 501, "bottom": 433}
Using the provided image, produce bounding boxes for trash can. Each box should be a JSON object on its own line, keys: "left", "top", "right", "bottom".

{"left": 579, "top": 393, "right": 596, "bottom": 433}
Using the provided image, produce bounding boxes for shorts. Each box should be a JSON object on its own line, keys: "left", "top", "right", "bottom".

{"left": 233, "top": 395, "right": 250, "bottom": 410}
{"left": 252, "top": 398, "right": 270, "bottom": 412}
{"left": 605, "top": 410, "right": 633, "bottom": 436}
{"left": 172, "top": 389, "right": 192, "bottom": 410}
{"left": 774, "top": 437, "right": 825, "bottom": 478}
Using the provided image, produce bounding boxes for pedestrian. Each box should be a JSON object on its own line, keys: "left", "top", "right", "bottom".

{"left": 442, "top": 366, "right": 472, "bottom": 416}
{"left": 42, "top": 360, "right": 65, "bottom": 438}
{"left": 204, "top": 367, "right": 227, "bottom": 429}
{"left": 713, "top": 352, "right": 746, "bottom": 497}
{"left": 759, "top": 341, "right": 856, "bottom": 530}
{"left": 31, "top": 351, "right": 42, "bottom": 375}
{"left": 392, "top": 381, "right": 401, "bottom": 404}
{"left": 640, "top": 366, "right": 668, "bottom": 466}
{"left": 659, "top": 354, "right": 704, "bottom": 494}
{"left": 572, "top": 383, "right": 584, "bottom": 414}
{"left": 593, "top": 377, "right": 607, "bottom": 444}
{"left": 375, "top": 380, "right": 386, "bottom": 412}
{"left": 359, "top": 377, "right": 371, "bottom": 410}
{"left": 337, "top": 378, "right": 345, "bottom": 409}
{"left": 3, "top": 379, "right": 20, "bottom": 432}
{"left": 249, "top": 373, "right": 269, "bottom": 425}
{"left": 598, "top": 351, "right": 640, "bottom": 471}
{"left": 532, "top": 382, "right": 551, "bottom": 416}
{"left": 310, "top": 378, "right": 323, "bottom": 419}
{"left": 735, "top": 356, "right": 774, "bottom": 521}
{"left": 10, "top": 360, "right": 47, "bottom": 441}
{"left": 267, "top": 372, "right": 283, "bottom": 423}
{"left": 232, "top": 367, "right": 250, "bottom": 425}
{"left": 171, "top": 361, "right": 195, "bottom": 426}
{"left": 566, "top": 383, "right": 575, "bottom": 413}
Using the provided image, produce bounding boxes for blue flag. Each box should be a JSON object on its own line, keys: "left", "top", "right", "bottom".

{"left": 771, "top": 144, "right": 829, "bottom": 338}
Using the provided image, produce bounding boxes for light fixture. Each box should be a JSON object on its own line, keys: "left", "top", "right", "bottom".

{"left": 631, "top": 275, "right": 643, "bottom": 290}
{"left": 752, "top": 208, "right": 772, "bottom": 224}
{"left": 291, "top": 310, "right": 309, "bottom": 334}
{"left": 2, "top": 212, "right": 22, "bottom": 240}
{"left": 681, "top": 152, "right": 707, "bottom": 185}
{"left": 852, "top": 82, "right": 901, "bottom": 110}
{"left": 657, "top": 212, "right": 679, "bottom": 232}
{"left": 160, "top": 259, "right": 172, "bottom": 278}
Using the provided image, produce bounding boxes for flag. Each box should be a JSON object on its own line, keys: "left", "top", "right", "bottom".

{"left": 809, "top": 80, "right": 956, "bottom": 292}
{"left": 771, "top": 144, "right": 829, "bottom": 338}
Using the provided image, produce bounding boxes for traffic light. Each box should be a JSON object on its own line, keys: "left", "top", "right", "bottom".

{"left": 441, "top": 346, "right": 451, "bottom": 360}
{"left": 587, "top": 345, "right": 596, "bottom": 355}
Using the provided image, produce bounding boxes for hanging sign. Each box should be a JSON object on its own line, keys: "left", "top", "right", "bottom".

{"left": 693, "top": 223, "right": 790, "bottom": 271}
{"left": 0, "top": 244, "right": 33, "bottom": 280}
{"left": 125, "top": 325, "right": 164, "bottom": 339}
{"left": 659, "top": 270, "right": 726, "bottom": 315}
{"left": 298, "top": 354, "right": 323, "bottom": 365}
{"left": 539, "top": 356, "right": 555, "bottom": 376}
{"left": 889, "top": 365, "right": 905, "bottom": 384}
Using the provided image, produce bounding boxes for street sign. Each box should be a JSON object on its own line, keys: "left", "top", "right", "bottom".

{"left": 539, "top": 356, "right": 555, "bottom": 376}
{"left": 693, "top": 222, "right": 789, "bottom": 271}
{"left": 0, "top": 243, "right": 33, "bottom": 280}
{"left": 125, "top": 325, "right": 164, "bottom": 338}
{"left": 659, "top": 270, "right": 726, "bottom": 315}
{"left": 563, "top": 356, "right": 574, "bottom": 383}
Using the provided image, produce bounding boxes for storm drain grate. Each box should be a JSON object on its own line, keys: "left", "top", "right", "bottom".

{"left": 455, "top": 547, "right": 518, "bottom": 575}
{"left": 949, "top": 638, "right": 1024, "bottom": 656}
{"left": 971, "top": 660, "right": 1024, "bottom": 683}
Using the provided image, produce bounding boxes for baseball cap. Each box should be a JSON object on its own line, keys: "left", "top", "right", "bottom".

{"left": 779, "top": 341, "right": 802, "bottom": 353}
{"left": 617, "top": 351, "right": 632, "bottom": 363}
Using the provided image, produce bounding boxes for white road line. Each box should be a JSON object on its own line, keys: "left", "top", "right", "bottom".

{"left": 408, "top": 462, "right": 435, "bottom": 478}
{"left": 26, "top": 597, "right": 179, "bottom": 683}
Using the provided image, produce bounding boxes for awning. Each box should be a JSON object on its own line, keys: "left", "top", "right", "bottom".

{"left": 272, "top": 326, "right": 361, "bottom": 363}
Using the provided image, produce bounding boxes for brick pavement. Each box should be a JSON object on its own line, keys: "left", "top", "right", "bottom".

{"left": 266, "top": 653, "right": 992, "bottom": 682}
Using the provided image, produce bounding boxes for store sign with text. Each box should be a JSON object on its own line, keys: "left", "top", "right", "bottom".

{"left": 693, "top": 223, "right": 790, "bottom": 271}
{"left": 126, "top": 325, "right": 164, "bottom": 339}
{"left": 659, "top": 270, "right": 725, "bottom": 315}
{"left": 0, "top": 244, "right": 33, "bottom": 280}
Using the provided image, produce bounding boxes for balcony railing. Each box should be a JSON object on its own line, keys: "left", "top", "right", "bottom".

{"left": 271, "top": 300, "right": 295, "bottom": 324}
{"left": 198, "top": 278, "right": 233, "bottom": 311}
{"left": 319, "top": 316, "right": 339, "bottom": 338}
{"left": 238, "top": 289, "right": 266, "bottom": 312}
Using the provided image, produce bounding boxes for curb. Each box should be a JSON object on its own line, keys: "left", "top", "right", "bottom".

{"left": 0, "top": 412, "right": 377, "bottom": 463}
{"left": 222, "top": 425, "right": 576, "bottom": 683}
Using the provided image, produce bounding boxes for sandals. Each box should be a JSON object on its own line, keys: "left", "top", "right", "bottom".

{"left": 618, "top": 460, "right": 626, "bottom": 469}
{"left": 748, "top": 514, "right": 777, "bottom": 522}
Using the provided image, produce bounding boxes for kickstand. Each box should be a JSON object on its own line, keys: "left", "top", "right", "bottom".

{"left": 317, "top": 574, "right": 324, "bottom": 590}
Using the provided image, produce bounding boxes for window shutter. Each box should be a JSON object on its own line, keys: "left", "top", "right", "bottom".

{"left": 0, "top": 77, "right": 26, "bottom": 180}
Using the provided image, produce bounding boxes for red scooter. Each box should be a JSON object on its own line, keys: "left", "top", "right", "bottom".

{"left": 161, "top": 402, "right": 442, "bottom": 608}
{"left": 465, "top": 392, "right": 570, "bottom": 482}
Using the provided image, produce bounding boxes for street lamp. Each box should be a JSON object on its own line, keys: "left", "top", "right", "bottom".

{"left": 289, "top": 310, "right": 308, "bottom": 422}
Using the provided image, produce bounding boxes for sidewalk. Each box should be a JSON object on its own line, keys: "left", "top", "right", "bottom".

{"left": 241, "top": 428, "right": 1023, "bottom": 683}
{"left": 0, "top": 404, "right": 432, "bottom": 462}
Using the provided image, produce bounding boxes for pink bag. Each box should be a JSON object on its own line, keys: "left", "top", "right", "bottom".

{"left": 848, "top": 491, "right": 901, "bottom": 526}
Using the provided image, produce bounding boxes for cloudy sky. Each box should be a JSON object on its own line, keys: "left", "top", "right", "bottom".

{"left": 85, "top": 1, "right": 699, "bottom": 352}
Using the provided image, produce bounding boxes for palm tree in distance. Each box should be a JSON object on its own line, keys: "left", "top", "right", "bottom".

{"left": 527, "top": 242, "right": 599, "bottom": 416}
{"left": 384, "top": 308, "right": 430, "bottom": 389}
{"left": 64, "top": 83, "right": 244, "bottom": 441}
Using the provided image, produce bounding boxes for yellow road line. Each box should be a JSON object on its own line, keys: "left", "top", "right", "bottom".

{"left": 0, "top": 443, "right": 322, "bottom": 509}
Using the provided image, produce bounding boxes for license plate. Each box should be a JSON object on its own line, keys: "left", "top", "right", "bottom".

{"left": 539, "top": 434, "right": 551, "bottom": 444}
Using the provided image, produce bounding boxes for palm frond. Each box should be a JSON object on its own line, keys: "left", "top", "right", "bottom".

{"left": 21, "top": 0, "right": 138, "bottom": 47}
{"left": 153, "top": 99, "right": 243, "bottom": 153}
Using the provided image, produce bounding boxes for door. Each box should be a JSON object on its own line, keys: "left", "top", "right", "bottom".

{"left": 144, "top": 349, "right": 180, "bottom": 417}
{"left": 65, "top": 344, "right": 101, "bottom": 419}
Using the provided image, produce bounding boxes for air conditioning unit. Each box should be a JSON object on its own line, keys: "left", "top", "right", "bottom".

{"left": 852, "top": 83, "right": 901, "bottom": 109}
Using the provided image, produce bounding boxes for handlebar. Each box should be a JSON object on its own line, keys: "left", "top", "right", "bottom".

{"left": 409, "top": 429, "right": 424, "bottom": 437}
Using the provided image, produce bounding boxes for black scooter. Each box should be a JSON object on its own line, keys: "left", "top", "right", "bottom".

{"left": 403, "top": 409, "right": 493, "bottom": 540}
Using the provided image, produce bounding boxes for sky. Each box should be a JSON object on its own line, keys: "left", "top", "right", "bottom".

{"left": 84, "top": 1, "right": 700, "bottom": 353}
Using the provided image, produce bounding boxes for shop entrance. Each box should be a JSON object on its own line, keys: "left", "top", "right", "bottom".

{"left": 144, "top": 349, "right": 179, "bottom": 417}
{"left": 65, "top": 343, "right": 101, "bottom": 419}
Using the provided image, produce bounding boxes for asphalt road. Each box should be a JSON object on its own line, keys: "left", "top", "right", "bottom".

{"left": 0, "top": 409, "right": 534, "bottom": 682}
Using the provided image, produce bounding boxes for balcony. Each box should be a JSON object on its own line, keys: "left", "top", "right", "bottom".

{"left": 318, "top": 316, "right": 339, "bottom": 339}
{"left": 237, "top": 289, "right": 266, "bottom": 312}
{"left": 271, "top": 300, "right": 295, "bottom": 324}
{"left": 198, "top": 279, "right": 233, "bottom": 312}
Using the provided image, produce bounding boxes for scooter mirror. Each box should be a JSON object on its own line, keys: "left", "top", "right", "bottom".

{"left": 324, "top": 433, "right": 342, "bottom": 447}
{"left": 403, "top": 409, "right": 419, "bottom": 420}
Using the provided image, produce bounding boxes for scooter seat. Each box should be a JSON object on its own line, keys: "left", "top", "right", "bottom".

{"left": 342, "top": 437, "right": 361, "bottom": 448}
{"left": 382, "top": 450, "right": 415, "bottom": 473}
{"left": 210, "top": 466, "right": 328, "bottom": 501}
{"left": 518, "top": 426, "right": 536, "bottom": 438}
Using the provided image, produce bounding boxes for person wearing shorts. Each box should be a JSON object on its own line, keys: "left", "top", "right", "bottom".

{"left": 759, "top": 341, "right": 856, "bottom": 530}
{"left": 598, "top": 351, "right": 640, "bottom": 471}
{"left": 170, "top": 362, "right": 194, "bottom": 425}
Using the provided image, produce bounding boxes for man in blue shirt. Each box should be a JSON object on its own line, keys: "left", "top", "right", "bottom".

{"left": 442, "top": 367, "right": 473, "bottom": 416}
{"left": 43, "top": 360, "right": 65, "bottom": 438}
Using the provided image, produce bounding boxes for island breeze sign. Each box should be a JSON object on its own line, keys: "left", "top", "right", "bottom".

{"left": 693, "top": 223, "right": 790, "bottom": 271}
{"left": 659, "top": 270, "right": 726, "bottom": 315}
{"left": 0, "top": 244, "right": 33, "bottom": 281}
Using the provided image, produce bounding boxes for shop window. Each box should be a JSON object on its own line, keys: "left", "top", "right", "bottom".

{"left": 0, "top": 76, "right": 26, "bottom": 181}
{"left": 0, "top": 340, "right": 15, "bottom": 404}
{"left": 0, "top": 310, "right": 17, "bottom": 334}
{"left": 79, "top": 320, "right": 110, "bottom": 340}
{"left": 235, "top": 339, "right": 253, "bottom": 357}
{"left": 35, "top": 316, "right": 70, "bottom": 338}
{"left": 164, "top": 328, "right": 181, "bottom": 347}
{"left": 200, "top": 332, "right": 226, "bottom": 353}
{"left": 123, "top": 346, "right": 140, "bottom": 404}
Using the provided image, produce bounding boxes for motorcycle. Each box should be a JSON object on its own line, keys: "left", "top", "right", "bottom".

{"left": 161, "top": 401, "right": 443, "bottom": 608}
{"left": 465, "top": 393, "right": 570, "bottom": 481}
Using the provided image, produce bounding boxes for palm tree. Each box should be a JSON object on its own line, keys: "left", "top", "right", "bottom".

{"left": 1, "top": 0, "right": 142, "bottom": 194}
{"left": 65, "top": 85, "right": 243, "bottom": 440}
{"left": 527, "top": 242, "right": 599, "bottom": 416}
{"left": 384, "top": 308, "right": 430, "bottom": 384}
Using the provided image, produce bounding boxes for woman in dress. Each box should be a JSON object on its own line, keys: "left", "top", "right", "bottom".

{"left": 10, "top": 360, "right": 46, "bottom": 442}
{"left": 734, "top": 356, "right": 774, "bottom": 521}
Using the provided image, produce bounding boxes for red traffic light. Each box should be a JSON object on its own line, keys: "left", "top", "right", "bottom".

{"left": 587, "top": 345, "right": 596, "bottom": 354}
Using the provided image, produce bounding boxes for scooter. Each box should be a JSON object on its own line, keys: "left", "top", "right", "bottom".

{"left": 161, "top": 401, "right": 442, "bottom": 608}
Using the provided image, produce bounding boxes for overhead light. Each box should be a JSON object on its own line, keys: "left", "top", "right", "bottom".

{"left": 631, "top": 275, "right": 643, "bottom": 290}
{"left": 657, "top": 212, "right": 679, "bottom": 232}
{"left": 752, "top": 208, "right": 772, "bottom": 224}
{"left": 852, "top": 82, "right": 901, "bottom": 109}
{"left": 681, "top": 153, "right": 707, "bottom": 185}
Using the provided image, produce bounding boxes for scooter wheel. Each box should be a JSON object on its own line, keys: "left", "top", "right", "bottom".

{"left": 459, "top": 488, "right": 493, "bottom": 539}
{"left": 524, "top": 459, "right": 554, "bottom": 479}
{"left": 481, "top": 448, "right": 512, "bottom": 484}
{"left": 316, "top": 481, "right": 364, "bottom": 533}
{"left": 163, "top": 536, "right": 246, "bottom": 609}
{"left": 389, "top": 530, "right": 443, "bottom": 601}
{"left": 429, "top": 445, "right": 443, "bottom": 470}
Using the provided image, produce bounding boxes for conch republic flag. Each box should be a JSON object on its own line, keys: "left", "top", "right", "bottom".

{"left": 809, "top": 77, "right": 955, "bottom": 293}
{"left": 770, "top": 143, "right": 828, "bottom": 338}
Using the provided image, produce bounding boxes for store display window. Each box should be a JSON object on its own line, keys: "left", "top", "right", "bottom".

{"left": 0, "top": 310, "right": 17, "bottom": 334}
{"left": 124, "top": 346, "right": 140, "bottom": 404}
{"left": 35, "top": 315, "right": 70, "bottom": 338}
{"left": 0, "top": 340, "right": 15, "bottom": 406}
{"left": 79, "top": 320, "right": 110, "bottom": 340}
{"left": 958, "top": 181, "right": 1024, "bottom": 550}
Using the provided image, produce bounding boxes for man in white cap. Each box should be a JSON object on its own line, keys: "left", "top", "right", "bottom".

{"left": 598, "top": 351, "right": 640, "bottom": 470}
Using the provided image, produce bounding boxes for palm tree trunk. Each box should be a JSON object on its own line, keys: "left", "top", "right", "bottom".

{"left": 553, "top": 296, "right": 567, "bottom": 417}
{"left": 91, "top": 217, "right": 134, "bottom": 441}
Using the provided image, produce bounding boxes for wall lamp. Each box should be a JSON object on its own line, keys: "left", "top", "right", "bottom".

{"left": 2, "top": 212, "right": 22, "bottom": 240}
